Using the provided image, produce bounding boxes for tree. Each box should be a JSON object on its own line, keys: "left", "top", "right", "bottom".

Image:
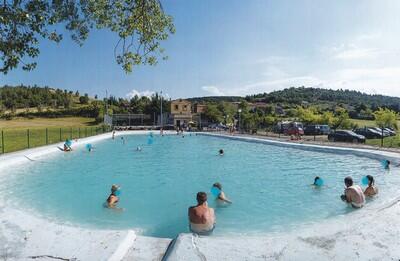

{"left": 374, "top": 108, "right": 398, "bottom": 146}
{"left": 1, "top": 0, "right": 175, "bottom": 74}
{"left": 79, "top": 93, "right": 89, "bottom": 104}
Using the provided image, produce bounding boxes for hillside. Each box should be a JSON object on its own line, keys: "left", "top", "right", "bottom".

{"left": 245, "top": 87, "right": 400, "bottom": 111}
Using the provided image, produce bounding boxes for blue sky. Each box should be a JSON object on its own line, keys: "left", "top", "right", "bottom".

{"left": 1, "top": 0, "right": 400, "bottom": 99}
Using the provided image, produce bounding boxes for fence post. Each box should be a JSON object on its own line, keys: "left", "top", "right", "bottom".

{"left": 85, "top": 127, "right": 87, "bottom": 137}
{"left": 70, "top": 127, "right": 72, "bottom": 139}
{"left": 59, "top": 128, "right": 62, "bottom": 141}
{"left": 1, "top": 130, "right": 4, "bottom": 153}
{"left": 27, "top": 129, "right": 30, "bottom": 148}
{"left": 46, "top": 128, "right": 48, "bottom": 145}
{"left": 78, "top": 128, "right": 80, "bottom": 138}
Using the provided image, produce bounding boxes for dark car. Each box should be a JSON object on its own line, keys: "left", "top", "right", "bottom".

{"left": 304, "top": 125, "right": 322, "bottom": 135}
{"left": 384, "top": 128, "right": 396, "bottom": 136}
{"left": 354, "top": 128, "right": 383, "bottom": 139}
{"left": 328, "top": 130, "right": 366, "bottom": 143}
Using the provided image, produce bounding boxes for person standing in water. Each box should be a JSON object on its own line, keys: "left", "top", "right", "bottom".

{"left": 188, "top": 192, "right": 216, "bottom": 235}
{"left": 364, "top": 175, "right": 378, "bottom": 197}
{"left": 106, "top": 184, "right": 122, "bottom": 209}
{"left": 341, "top": 176, "right": 365, "bottom": 208}
{"left": 219, "top": 149, "right": 224, "bottom": 156}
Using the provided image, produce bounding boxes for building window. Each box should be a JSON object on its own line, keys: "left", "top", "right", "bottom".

{"left": 175, "top": 104, "right": 179, "bottom": 110}
{"left": 183, "top": 105, "right": 187, "bottom": 111}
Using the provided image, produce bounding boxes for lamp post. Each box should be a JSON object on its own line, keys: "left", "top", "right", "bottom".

{"left": 160, "top": 91, "right": 163, "bottom": 128}
{"left": 238, "top": 109, "right": 242, "bottom": 133}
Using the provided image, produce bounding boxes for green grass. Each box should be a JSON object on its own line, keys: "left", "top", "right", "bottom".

{"left": 0, "top": 117, "right": 109, "bottom": 153}
{"left": 365, "top": 135, "right": 400, "bottom": 148}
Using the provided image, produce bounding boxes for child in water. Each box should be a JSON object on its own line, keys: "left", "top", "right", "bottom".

{"left": 364, "top": 175, "right": 378, "bottom": 197}
{"left": 212, "top": 182, "right": 232, "bottom": 204}
{"left": 106, "top": 184, "right": 123, "bottom": 210}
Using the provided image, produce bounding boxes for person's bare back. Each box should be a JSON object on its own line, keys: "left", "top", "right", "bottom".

{"left": 188, "top": 192, "right": 216, "bottom": 235}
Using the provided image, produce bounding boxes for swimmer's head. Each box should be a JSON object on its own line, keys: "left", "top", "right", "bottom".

{"left": 196, "top": 192, "right": 207, "bottom": 205}
{"left": 366, "top": 175, "right": 374, "bottom": 186}
{"left": 219, "top": 149, "right": 224, "bottom": 155}
{"left": 213, "top": 182, "right": 222, "bottom": 190}
{"left": 313, "top": 176, "right": 320, "bottom": 185}
{"left": 344, "top": 176, "right": 353, "bottom": 187}
{"left": 111, "top": 184, "right": 120, "bottom": 194}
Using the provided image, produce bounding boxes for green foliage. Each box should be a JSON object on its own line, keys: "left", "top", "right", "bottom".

{"left": 374, "top": 108, "right": 398, "bottom": 129}
{"left": 203, "top": 103, "right": 223, "bottom": 123}
{"left": 1, "top": 0, "right": 175, "bottom": 74}
{"left": 79, "top": 94, "right": 89, "bottom": 104}
{"left": 246, "top": 87, "right": 400, "bottom": 112}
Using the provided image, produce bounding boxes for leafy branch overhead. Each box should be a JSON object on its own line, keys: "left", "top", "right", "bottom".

{"left": 0, "top": 0, "right": 175, "bottom": 74}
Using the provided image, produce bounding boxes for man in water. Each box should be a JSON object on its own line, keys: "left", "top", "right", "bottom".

{"left": 188, "top": 192, "right": 216, "bottom": 235}
{"left": 219, "top": 149, "right": 224, "bottom": 156}
{"left": 341, "top": 176, "right": 365, "bottom": 208}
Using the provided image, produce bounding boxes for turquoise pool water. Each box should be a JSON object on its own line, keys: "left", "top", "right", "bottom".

{"left": 2, "top": 134, "right": 399, "bottom": 238}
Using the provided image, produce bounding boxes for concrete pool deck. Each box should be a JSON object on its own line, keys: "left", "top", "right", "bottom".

{"left": 1, "top": 131, "right": 400, "bottom": 260}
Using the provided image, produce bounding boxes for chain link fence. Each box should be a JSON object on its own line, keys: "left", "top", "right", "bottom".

{"left": 0, "top": 125, "right": 112, "bottom": 154}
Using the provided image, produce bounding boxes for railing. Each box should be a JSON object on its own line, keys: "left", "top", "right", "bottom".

{"left": 0, "top": 125, "right": 112, "bottom": 154}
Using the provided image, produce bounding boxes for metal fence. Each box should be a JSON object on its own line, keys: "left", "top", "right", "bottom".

{"left": 0, "top": 125, "right": 112, "bottom": 154}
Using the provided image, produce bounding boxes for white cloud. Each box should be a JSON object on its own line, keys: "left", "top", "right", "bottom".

{"left": 126, "top": 89, "right": 155, "bottom": 99}
{"left": 333, "top": 46, "right": 379, "bottom": 60}
{"left": 201, "top": 85, "right": 225, "bottom": 96}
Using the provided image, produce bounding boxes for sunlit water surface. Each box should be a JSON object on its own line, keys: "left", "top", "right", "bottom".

{"left": 1, "top": 134, "right": 399, "bottom": 238}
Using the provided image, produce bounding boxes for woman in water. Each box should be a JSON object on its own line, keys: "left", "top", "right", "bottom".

{"left": 106, "top": 184, "right": 122, "bottom": 209}
{"left": 364, "top": 175, "right": 378, "bottom": 197}
{"left": 212, "top": 183, "right": 232, "bottom": 204}
{"left": 219, "top": 149, "right": 224, "bottom": 156}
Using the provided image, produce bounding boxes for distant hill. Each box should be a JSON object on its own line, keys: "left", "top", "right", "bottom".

{"left": 187, "top": 96, "right": 243, "bottom": 103}
{"left": 245, "top": 87, "right": 400, "bottom": 111}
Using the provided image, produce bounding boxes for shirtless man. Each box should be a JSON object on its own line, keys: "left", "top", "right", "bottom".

{"left": 188, "top": 192, "right": 216, "bottom": 235}
{"left": 341, "top": 176, "right": 365, "bottom": 208}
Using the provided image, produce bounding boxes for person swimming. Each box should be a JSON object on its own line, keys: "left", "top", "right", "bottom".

{"left": 112, "top": 131, "right": 115, "bottom": 140}
{"left": 364, "top": 175, "right": 378, "bottom": 197}
{"left": 121, "top": 137, "right": 125, "bottom": 144}
{"left": 312, "top": 176, "right": 323, "bottom": 187}
{"left": 219, "top": 149, "right": 224, "bottom": 156}
{"left": 384, "top": 160, "right": 391, "bottom": 169}
{"left": 188, "top": 192, "right": 216, "bottom": 235}
{"left": 341, "top": 176, "right": 365, "bottom": 208}
{"left": 212, "top": 182, "right": 232, "bottom": 204}
{"left": 106, "top": 184, "right": 122, "bottom": 209}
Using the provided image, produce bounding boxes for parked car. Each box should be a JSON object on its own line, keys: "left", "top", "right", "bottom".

{"left": 370, "top": 127, "right": 391, "bottom": 137}
{"left": 285, "top": 126, "right": 304, "bottom": 136}
{"left": 328, "top": 130, "right": 366, "bottom": 143}
{"left": 319, "top": 125, "right": 331, "bottom": 135}
{"left": 275, "top": 121, "right": 303, "bottom": 134}
{"left": 304, "top": 125, "right": 321, "bottom": 135}
{"left": 353, "top": 128, "right": 383, "bottom": 139}
{"left": 384, "top": 128, "right": 396, "bottom": 136}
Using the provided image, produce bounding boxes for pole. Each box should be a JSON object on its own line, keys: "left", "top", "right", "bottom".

{"left": 59, "top": 128, "right": 62, "bottom": 141}
{"left": 381, "top": 127, "right": 384, "bottom": 147}
{"left": 1, "top": 130, "right": 4, "bottom": 153}
{"left": 27, "top": 129, "right": 30, "bottom": 148}
{"left": 78, "top": 128, "right": 80, "bottom": 138}
{"left": 70, "top": 127, "right": 72, "bottom": 139}
{"left": 199, "top": 112, "right": 202, "bottom": 131}
{"left": 160, "top": 91, "right": 163, "bottom": 128}
{"left": 46, "top": 128, "right": 48, "bottom": 145}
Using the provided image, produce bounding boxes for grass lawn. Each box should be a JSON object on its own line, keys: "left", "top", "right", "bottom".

{"left": 0, "top": 117, "right": 108, "bottom": 153}
{"left": 0, "top": 117, "right": 97, "bottom": 130}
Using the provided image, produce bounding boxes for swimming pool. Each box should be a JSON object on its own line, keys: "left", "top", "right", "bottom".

{"left": 1, "top": 133, "right": 399, "bottom": 238}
